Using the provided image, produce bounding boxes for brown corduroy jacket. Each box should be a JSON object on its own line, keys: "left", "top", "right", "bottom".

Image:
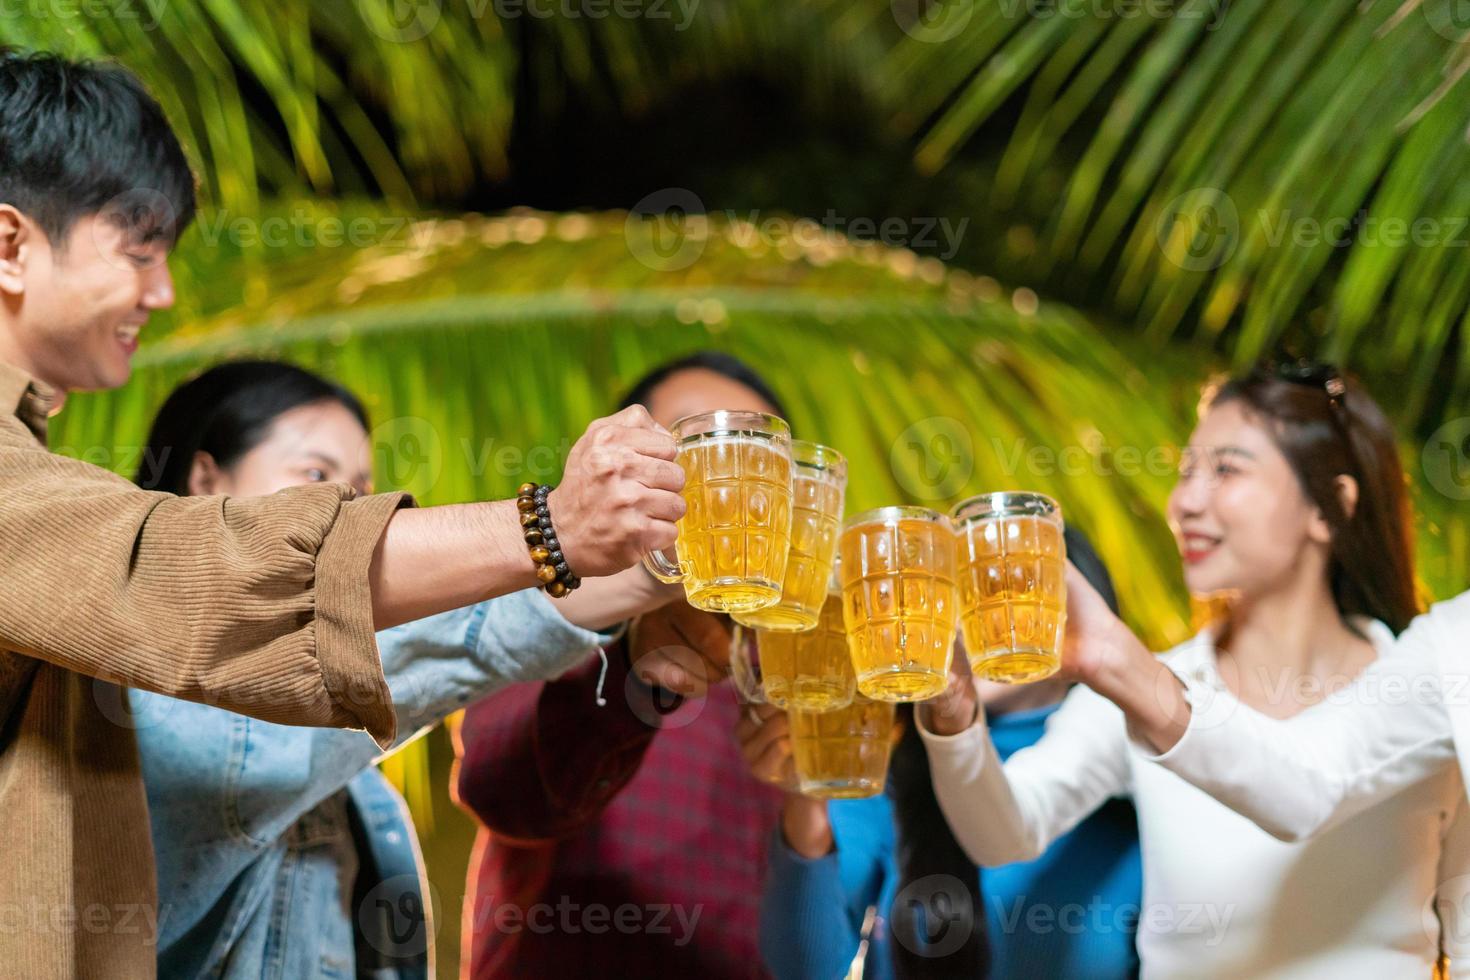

{"left": 0, "top": 360, "right": 409, "bottom": 978}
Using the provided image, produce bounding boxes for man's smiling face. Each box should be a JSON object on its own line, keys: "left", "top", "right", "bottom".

{"left": 0, "top": 206, "right": 177, "bottom": 393}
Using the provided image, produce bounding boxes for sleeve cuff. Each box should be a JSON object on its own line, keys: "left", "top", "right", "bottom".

{"left": 523, "top": 588, "right": 622, "bottom": 651}
{"left": 314, "top": 490, "right": 414, "bottom": 748}
{"left": 915, "top": 702, "right": 988, "bottom": 748}
{"left": 1130, "top": 658, "right": 1237, "bottom": 764}
{"left": 769, "top": 825, "right": 839, "bottom": 871}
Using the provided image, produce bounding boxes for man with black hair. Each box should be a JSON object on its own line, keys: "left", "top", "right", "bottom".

{"left": 0, "top": 49, "right": 686, "bottom": 977}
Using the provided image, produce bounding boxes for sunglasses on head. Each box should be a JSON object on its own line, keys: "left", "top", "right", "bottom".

{"left": 1254, "top": 359, "right": 1347, "bottom": 407}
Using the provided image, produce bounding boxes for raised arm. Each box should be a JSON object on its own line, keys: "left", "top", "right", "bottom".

{"left": 1068, "top": 568, "right": 1461, "bottom": 841}
{"left": 0, "top": 405, "right": 682, "bottom": 747}
{"left": 455, "top": 600, "right": 731, "bottom": 840}
{"left": 759, "top": 797, "right": 888, "bottom": 980}
{"left": 918, "top": 675, "right": 1133, "bottom": 866}
{"left": 368, "top": 406, "right": 683, "bottom": 628}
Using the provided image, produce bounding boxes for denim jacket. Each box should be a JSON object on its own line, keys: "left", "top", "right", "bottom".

{"left": 132, "top": 588, "right": 615, "bottom": 979}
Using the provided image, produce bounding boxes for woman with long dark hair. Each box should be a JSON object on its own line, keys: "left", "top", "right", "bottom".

{"left": 743, "top": 529, "right": 1142, "bottom": 979}
{"left": 921, "top": 364, "right": 1470, "bottom": 976}
{"left": 128, "top": 359, "right": 673, "bottom": 978}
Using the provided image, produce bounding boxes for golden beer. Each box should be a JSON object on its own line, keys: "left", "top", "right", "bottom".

{"left": 790, "top": 696, "right": 898, "bottom": 799}
{"left": 838, "top": 506, "right": 958, "bottom": 702}
{"left": 733, "top": 441, "right": 846, "bottom": 632}
{"left": 645, "top": 411, "right": 794, "bottom": 614}
{"left": 756, "top": 592, "right": 856, "bottom": 710}
{"left": 953, "top": 492, "right": 1066, "bottom": 684}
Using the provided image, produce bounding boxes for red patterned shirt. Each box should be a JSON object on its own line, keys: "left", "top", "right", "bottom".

{"left": 455, "top": 642, "right": 785, "bottom": 979}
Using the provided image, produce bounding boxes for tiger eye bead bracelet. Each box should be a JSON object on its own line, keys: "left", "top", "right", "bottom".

{"left": 517, "top": 482, "right": 580, "bottom": 597}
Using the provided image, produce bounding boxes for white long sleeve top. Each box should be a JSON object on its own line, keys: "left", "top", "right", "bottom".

{"left": 922, "top": 619, "right": 1470, "bottom": 979}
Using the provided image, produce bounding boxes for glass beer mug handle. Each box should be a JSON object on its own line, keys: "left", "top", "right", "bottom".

{"left": 729, "top": 624, "right": 766, "bottom": 704}
{"left": 641, "top": 547, "right": 686, "bottom": 584}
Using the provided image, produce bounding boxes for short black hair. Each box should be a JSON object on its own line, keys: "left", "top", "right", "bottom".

{"left": 618, "top": 350, "right": 789, "bottom": 419}
{"left": 0, "top": 48, "right": 196, "bottom": 247}
{"left": 137, "top": 360, "right": 370, "bottom": 495}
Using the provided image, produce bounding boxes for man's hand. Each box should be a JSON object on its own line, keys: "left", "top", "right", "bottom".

{"left": 736, "top": 703, "right": 797, "bottom": 789}
{"left": 627, "top": 600, "right": 732, "bottom": 697}
{"left": 549, "top": 404, "right": 686, "bottom": 579}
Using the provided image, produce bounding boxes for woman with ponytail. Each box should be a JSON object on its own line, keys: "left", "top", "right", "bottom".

{"left": 922, "top": 363, "right": 1470, "bottom": 977}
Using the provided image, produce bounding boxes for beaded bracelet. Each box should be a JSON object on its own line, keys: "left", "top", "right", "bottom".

{"left": 516, "top": 482, "right": 581, "bottom": 597}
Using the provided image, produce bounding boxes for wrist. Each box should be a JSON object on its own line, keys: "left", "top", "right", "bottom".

{"left": 780, "top": 793, "right": 833, "bottom": 859}
{"left": 483, "top": 498, "right": 543, "bottom": 594}
{"left": 921, "top": 688, "right": 978, "bottom": 737}
{"left": 1085, "top": 619, "right": 1153, "bottom": 700}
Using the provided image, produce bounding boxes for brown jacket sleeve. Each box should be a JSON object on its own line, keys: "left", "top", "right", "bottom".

{"left": 0, "top": 420, "right": 411, "bottom": 747}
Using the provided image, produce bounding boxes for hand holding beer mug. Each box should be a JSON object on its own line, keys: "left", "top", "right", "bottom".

{"left": 838, "top": 506, "right": 959, "bottom": 702}
{"left": 733, "top": 591, "right": 857, "bottom": 711}
{"left": 628, "top": 601, "right": 734, "bottom": 697}
{"left": 788, "top": 696, "right": 898, "bottom": 799}
{"left": 732, "top": 441, "right": 846, "bottom": 632}
{"left": 736, "top": 698, "right": 897, "bottom": 800}
{"left": 953, "top": 492, "right": 1067, "bottom": 684}
{"left": 643, "top": 411, "right": 794, "bottom": 614}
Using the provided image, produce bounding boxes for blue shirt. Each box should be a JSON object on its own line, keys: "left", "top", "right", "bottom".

{"left": 761, "top": 701, "right": 1142, "bottom": 979}
{"left": 133, "top": 589, "right": 615, "bottom": 980}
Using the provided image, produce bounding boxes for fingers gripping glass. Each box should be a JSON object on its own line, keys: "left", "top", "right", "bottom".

{"left": 642, "top": 410, "right": 795, "bottom": 614}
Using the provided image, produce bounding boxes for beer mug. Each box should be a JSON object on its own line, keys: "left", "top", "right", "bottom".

{"left": 837, "top": 506, "right": 958, "bottom": 702}
{"left": 790, "top": 695, "right": 898, "bottom": 799}
{"left": 643, "top": 410, "right": 794, "bottom": 614}
{"left": 952, "top": 492, "right": 1066, "bottom": 684}
{"left": 732, "top": 440, "right": 846, "bottom": 632}
{"left": 752, "top": 591, "right": 856, "bottom": 711}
